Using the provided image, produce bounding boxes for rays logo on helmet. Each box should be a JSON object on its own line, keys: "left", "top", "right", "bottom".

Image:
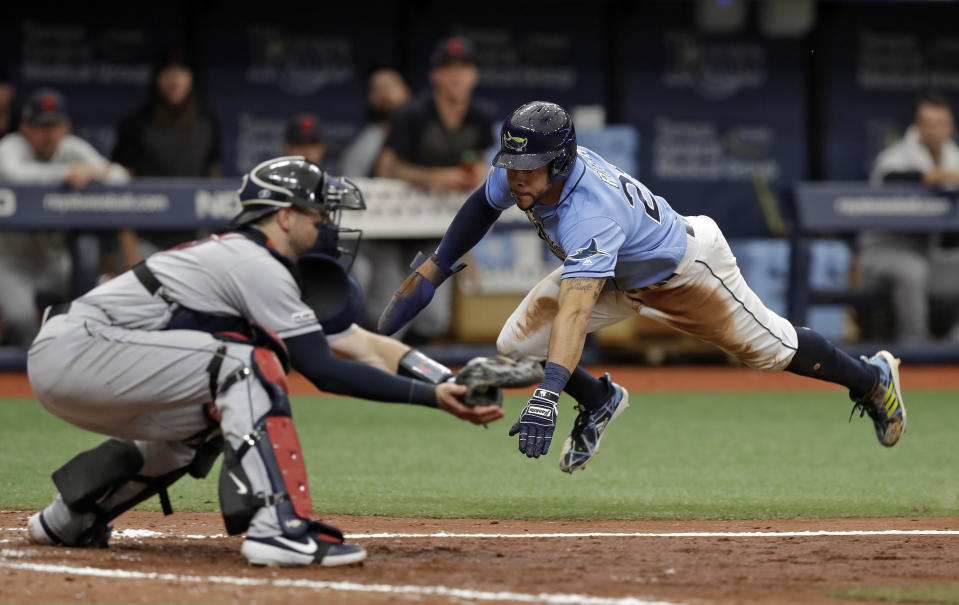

{"left": 503, "top": 131, "right": 528, "bottom": 152}
{"left": 565, "top": 239, "right": 611, "bottom": 266}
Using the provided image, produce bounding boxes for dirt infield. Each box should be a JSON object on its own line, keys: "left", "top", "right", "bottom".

{"left": 2, "top": 510, "right": 957, "bottom": 604}
{"left": 3, "top": 363, "right": 959, "bottom": 399}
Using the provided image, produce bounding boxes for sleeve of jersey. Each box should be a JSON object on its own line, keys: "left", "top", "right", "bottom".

{"left": 285, "top": 331, "right": 437, "bottom": 406}
{"left": 434, "top": 183, "right": 502, "bottom": 270}
{"left": 230, "top": 258, "right": 323, "bottom": 340}
{"left": 560, "top": 217, "right": 625, "bottom": 279}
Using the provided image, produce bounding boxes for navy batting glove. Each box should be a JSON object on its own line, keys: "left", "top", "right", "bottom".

{"left": 508, "top": 388, "right": 559, "bottom": 458}
{"left": 377, "top": 252, "right": 463, "bottom": 335}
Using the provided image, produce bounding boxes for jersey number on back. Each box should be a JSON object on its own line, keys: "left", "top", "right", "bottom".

{"left": 618, "top": 174, "right": 661, "bottom": 224}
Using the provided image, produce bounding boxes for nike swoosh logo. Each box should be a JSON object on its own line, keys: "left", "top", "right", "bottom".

{"left": 227, "top": 471, "right": 249, "bottom": 495}
{"left": 274, "top": 535, "right": 318, "bottom": 555}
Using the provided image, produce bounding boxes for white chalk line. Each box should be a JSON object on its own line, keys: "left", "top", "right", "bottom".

{"left": 3, "top": 527, "right": 959, "bottom": 541}
{"left": 346, "top": 529, "right": 959, "bottom": 539}
{"left": 0, "top": 559, "right": 681, "bottom": 605}
{"left": 2, "top": 527, "right": 957, "bottom": 604}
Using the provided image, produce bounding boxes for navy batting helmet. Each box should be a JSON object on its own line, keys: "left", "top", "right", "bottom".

{"left": 492, "top": 101, "right": 577, "bottom": 180}
{"left": 231, "top": 156, "right": 365, "bottom": 227}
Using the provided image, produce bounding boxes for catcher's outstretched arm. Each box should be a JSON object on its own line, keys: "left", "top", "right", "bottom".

{"left": 328, "top": 326, "right": 410, "bottom": 374}
{"left": 286, "top": 331, "right": 436, "bottom": 405}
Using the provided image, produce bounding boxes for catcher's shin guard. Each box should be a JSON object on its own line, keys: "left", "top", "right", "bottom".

{"left": 218, "top": 347, "right": 316, "bottom": 538}
{"left": 53, "top": 439, "right": 145, "bottom": 513}
{"left": 40, "top": 430, "right": 223, "bottom": 547}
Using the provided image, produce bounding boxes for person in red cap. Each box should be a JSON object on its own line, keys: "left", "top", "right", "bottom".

{"left": 282, "top": 113, "right": 326, "bottom": 166}
{"left": 375, "top": 36, "right": 494, "bottom": 192}
{"left": 368, "top": 37, "right": 496, "bottom": 345}
{"left": 0, "top": 88, "right": 130, "bottom": 346}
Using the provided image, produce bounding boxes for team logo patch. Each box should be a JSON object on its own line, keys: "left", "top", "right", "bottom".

{"left": 565, "top": 239, "right": 612, "bottom": 266}
{"left": 503, "top": 131, "right": 528, "bottom": 151}
{"left": 291, "top": 310, "right": 317, "bottom": 324}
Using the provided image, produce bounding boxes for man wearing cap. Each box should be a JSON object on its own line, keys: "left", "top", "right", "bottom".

{"left": 282, "top": 113, "right": 326, "bottom": 167}
{"left": 0, "top": 88, "right": 128, "bottom": 188}
{"left": 375, "top": 36, "right": 495, "bottom": 192}
{"left": 368, "top": 37, "right": 496, "bottom": 344}
{"left": 0, "top": 88, "right": 129, "bottom": 346}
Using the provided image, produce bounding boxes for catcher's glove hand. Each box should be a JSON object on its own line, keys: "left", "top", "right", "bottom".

{"left": 454, "top": 355, "right": 545, "bottom": 407}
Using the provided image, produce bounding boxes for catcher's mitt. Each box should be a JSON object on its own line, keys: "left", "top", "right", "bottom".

{"left": 455, "top": 355, "right": 545, "bottom": 407}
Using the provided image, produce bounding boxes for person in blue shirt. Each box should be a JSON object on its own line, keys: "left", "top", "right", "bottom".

{"left": 378, "top": 101, "right": 907, "bottom": 472}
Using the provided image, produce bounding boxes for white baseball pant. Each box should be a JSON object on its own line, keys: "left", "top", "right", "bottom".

{"left": 496, "top": 215, "right": 799, "bottom": 371}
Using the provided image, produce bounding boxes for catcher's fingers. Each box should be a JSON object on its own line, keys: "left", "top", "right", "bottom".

{"left": 450, "top": 403, "right": 504, "bottom": 425}
{"left": 436, "top": 384, "right": 503, "bottom": 425}
{"left": 435, "top": 381, "right": 468, "bottom": 403}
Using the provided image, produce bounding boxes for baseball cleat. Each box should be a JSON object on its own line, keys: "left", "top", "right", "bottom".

{"left": 26, "top": 511, "right": 112, "bottom": 548}
{"left": 850, "top": 350, "right": 907, "bottom": 447}
{"left": 242, "top": 533, "right": 367, "bottom": 567}
{"left": 559, "top": 373, "right": 630, "bottom": 473}
{"left": 26, "top": 512, "right": 58, "bottom": 545}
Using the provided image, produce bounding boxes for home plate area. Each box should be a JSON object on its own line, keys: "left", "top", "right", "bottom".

{"left": 1, "top": 511, "right": 957, "bottom": 604}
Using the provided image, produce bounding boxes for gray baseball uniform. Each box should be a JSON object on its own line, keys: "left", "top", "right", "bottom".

{"left": 29, "top": 231, "right": 320, "bottom": 539}
{"left": 28, "top": 225, "right": 438, "bottom": 547}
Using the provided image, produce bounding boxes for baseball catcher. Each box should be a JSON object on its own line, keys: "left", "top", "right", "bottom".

{"left": 25, "top": 156, "right": 506, "bottom": 568}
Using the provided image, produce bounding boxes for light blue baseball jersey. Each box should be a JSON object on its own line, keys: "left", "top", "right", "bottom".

{"left": 484, "top": 146, "right": 688, "bottom": 290}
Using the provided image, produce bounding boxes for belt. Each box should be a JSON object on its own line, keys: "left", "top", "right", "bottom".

{"left": 40, "top": 261, "right": 162, "bottom": 326}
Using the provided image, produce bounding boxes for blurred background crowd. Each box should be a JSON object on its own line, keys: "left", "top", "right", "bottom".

{"left": 1, "top": 0, "right": 958, "bottom": 363}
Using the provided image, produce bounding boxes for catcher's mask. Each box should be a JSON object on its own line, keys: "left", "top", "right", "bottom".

{"left": 312, "top": 223, "right": 362, "bottom": 272}
{"left": 230, "top": 156, "right": 365, "bottom": 264}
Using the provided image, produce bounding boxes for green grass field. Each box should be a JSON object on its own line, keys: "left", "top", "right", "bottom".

{"left": 2, "top": 390, "right": 957, "bottom": 520}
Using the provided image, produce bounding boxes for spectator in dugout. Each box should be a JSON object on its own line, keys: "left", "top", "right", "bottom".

{"left": 113, "top": 47, "right": 221, "bottom": 178}
{"left": 375, "top": 36, "right": 495, "bottom": 191}
{"left": 0, "top": 88, "right": 129, "bottom": 346}
{"left": 860, "top": 91, "right": 959, "bottom": 342}
{"left": 339, "top": 64, "right": 411, "bottom": 178}
{"left": 112, "top": 47, "right": 222, "bottom": 253}
{"left": 282, "top": 113, "right": 326, "bottom": 167}
{"left": 367, "top": 36, "right": 496, "bottom": 345}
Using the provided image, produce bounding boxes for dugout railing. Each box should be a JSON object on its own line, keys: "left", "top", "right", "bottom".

{"left": 789, "top": 181, "right": 959, "bottom": 363}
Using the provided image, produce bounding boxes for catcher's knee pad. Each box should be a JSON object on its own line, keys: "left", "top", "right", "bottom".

{"left": 218, "top": 346, "right": 314, "bottom": 538}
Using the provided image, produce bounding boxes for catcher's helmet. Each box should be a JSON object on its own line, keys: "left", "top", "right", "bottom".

{"left": 230, "top": 156, "right": 365, "bottom": 227}
{"left": 492, "top": 101, "right": 577, "bottom": 181}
